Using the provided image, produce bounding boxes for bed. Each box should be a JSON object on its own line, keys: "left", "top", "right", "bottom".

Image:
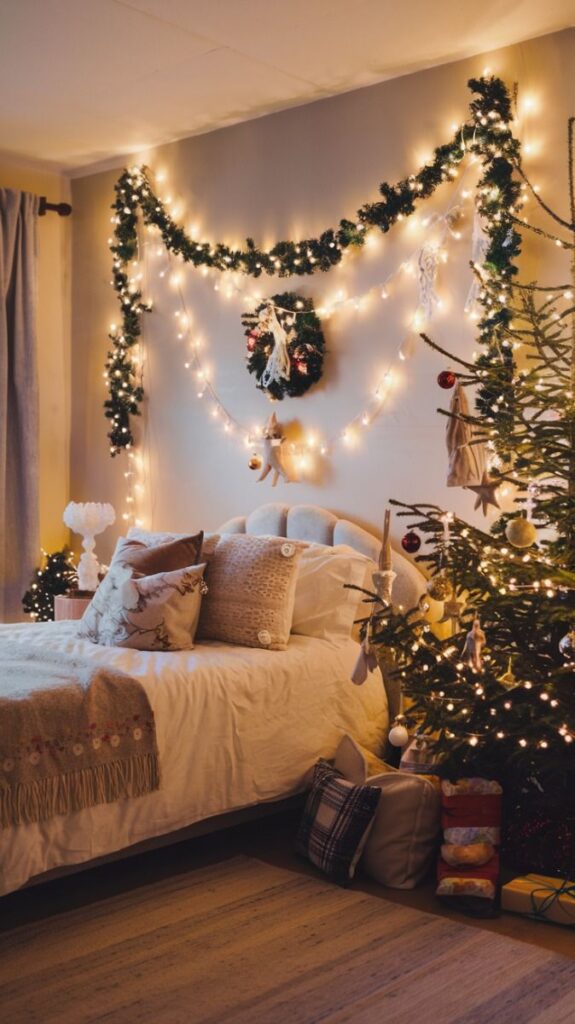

{"left": 0, "top": 503, "right": 424, "bottom": 897}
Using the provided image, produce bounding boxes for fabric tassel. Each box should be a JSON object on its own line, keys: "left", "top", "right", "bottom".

{"left": 351, "top": 639, "right": 378, "bottom": 685}
{"left": 446, "top": 382, "right": 486, "bottom": 487}
{"left": 372, "top": 509, "right": 396, "bottom": 605}
{"left": 0, "top": 753, "right": 160, "bottom": 829}
{"left": 259, "top": 303, "right": 292, "bottom": 389}
{"left": 464, "top": 212, "right": 490, "bottom": 317}
{"left": 414, "top": 241, "right": 441, "bottom": 326}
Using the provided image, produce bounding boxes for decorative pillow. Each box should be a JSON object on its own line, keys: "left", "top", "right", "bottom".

{"left": 127, "top": 526, "right": 194, "bottom": 546}
{"left": 296, "top": 759, "right": 381, "bottom": 886}
{"left": 334, "top": 735, "right": 441, "bottom": 890}
{"left": 291, "top": 543, "right": 377, "bottom": 642}
{"left": 127, "top": 527, "right": 219, "bottom": 557}
{"left": 77, "top": 561, "right": 207, "bottom": 650}
{"left": 112, "top": 533, "right": 204, "bottom": 575}
{"left": 198, "top": 534, "right": 304, "bottom": 650}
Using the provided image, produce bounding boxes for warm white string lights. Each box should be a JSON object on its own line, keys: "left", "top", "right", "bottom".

{"left": 136, "top": 163, "right": 482, "bottom": 477}
{"left": 110, "top": 77, "right": 541, "bottom": 514}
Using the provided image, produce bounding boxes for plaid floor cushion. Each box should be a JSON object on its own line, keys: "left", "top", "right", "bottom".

{"left": 296, "top": 760, "right": 381, "bottom": 886}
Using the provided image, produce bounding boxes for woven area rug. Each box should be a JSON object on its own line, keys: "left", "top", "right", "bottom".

{"left": 1, "top": 856, "right": 574, "bottom": 1023}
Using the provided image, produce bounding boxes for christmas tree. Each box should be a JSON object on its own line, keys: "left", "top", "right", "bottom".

{"left": 360, "top": 98, "right": 575, "bottom": 870}
{"left": 22, "top": 549, "right": 78, "bottom": 622}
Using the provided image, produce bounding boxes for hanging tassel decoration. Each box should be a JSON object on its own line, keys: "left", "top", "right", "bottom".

{"left": 413, "top": 241, "right": 442, "bottom": 327}
{"left": 259, "top": 303, "right": 292, "bottom": 389}
{"left": 464, "top": 212, "right": 490, "bottom": 317}
{"left": 351, "top": 631, "right": 378, "bottom": 685}
{"left": 372, "top": 508, "right": 396, "bottom": 606}
{"left": 446, "top": 382, "right": 486, "bottom": 487}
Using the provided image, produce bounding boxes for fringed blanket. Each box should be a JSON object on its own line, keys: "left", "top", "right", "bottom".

{"left": 0, "top": 642, "right": 160, "bottom": 828}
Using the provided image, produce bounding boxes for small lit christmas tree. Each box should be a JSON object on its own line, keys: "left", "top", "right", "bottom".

{"left": 22, "top": 549, "right": 78, "bottom": 622}
{"left": 360, "top": 94, "right": 575, "bottom": 872}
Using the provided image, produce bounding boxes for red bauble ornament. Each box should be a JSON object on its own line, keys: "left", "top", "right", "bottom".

{"left": 246, "top": 337, "right": 256, "bottom": 352}
{"left": 437, "top": 370, "right": 456, "bottom": 389}
{"left": 295, "top": 360, "right": 308, "bottom": 375}
{"left": 401, "top": 531, "right": 421, "bottom": 554}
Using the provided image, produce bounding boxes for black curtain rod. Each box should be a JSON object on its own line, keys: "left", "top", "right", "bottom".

{"left": 38, "top": 196, "right": 72, "bottom": 217}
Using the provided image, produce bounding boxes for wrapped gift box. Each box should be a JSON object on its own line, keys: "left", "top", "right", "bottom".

{"left": 502, "top": 873, "right": 575, "bottom": 927}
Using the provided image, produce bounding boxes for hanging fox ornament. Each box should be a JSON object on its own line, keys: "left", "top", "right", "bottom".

{"left": 257, "top": 413, "right": 291, "bottom": 486}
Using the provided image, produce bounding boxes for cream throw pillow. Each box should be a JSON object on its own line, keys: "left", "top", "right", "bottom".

{"left": 334, "top": 734, "right": 441, "bottom": 889}
{"left": 198, "top": 534, "right": 304, "bottom": 650}
{"left": 291, "top": 543, "right": 377, "bottom": 642}
{"left": 78, "top": 561, "right": 207, "bottom": 651}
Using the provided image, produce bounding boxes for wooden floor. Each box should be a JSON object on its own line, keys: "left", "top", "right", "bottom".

{"left": 1, "top": 810, "right": 574, "bottom": 1023}
{"left": 4, "top": 808, "right": 571, "bottom": 960}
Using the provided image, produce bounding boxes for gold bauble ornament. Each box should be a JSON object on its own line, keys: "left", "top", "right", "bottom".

{"left": 248, "top": 452, "right": 262, "bottom": 471}
{"left": 505, "top": 516, "right": 537, "bottom": 549}
{"left": 426, "top": 572, "right": 453, "bottom": 602}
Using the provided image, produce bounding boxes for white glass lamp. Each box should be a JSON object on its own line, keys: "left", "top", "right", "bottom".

{"left": 63, "top": 502, "right": 116, "bottom": 592}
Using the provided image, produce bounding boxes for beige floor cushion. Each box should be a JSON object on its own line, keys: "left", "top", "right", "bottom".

{"left": 334, "top": 735, "right": 441, "bottom": 889}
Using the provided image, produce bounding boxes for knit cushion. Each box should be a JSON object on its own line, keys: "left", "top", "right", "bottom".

{"left": 198, "top": 534, "right": 304, "bottom": 650}
{"left": 296, "top": 760, "right": 381, "bottom": 886}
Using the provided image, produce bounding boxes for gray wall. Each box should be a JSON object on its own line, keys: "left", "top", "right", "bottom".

{"left": 71, "top": 29, "right": 575, "bottom": 560}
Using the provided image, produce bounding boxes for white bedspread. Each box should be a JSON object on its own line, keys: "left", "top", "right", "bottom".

{"left": 0, "top": 622, "right": 387, "bottom": 896}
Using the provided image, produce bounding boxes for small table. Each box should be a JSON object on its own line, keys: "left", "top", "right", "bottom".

{"left": 54, "top": 594, "right": 93, "bottom": 621}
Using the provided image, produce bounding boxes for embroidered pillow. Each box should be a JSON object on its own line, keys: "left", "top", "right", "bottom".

{"left": 78, "top": 562, "right": 207, "bottom": 651}
{"left": 112, "top": 533, "right": 204, "bottom": 575}
{"left": 296, "top": 760, "right": 381, "bottom": 886}
{"left": 198, "top": 534, "right": 304, "bottom": 650}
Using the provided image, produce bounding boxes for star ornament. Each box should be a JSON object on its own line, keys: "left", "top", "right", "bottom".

{"left": 466, "top": 472, "right": 501, "bottom": 516}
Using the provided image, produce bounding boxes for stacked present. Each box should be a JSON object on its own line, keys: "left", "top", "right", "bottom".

{"left": 502, "top": 874, "right": 575, "bottom": 927}
{"left": 436, "top": 778, "right": 502, "bottom": 903}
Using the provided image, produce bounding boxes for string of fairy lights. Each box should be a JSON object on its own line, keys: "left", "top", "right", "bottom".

{"left": 394, "top": 530, "right": 574, "bottom": 750}
{"left": 149, "top": 171, "right": 471, "bottom": 453}
{"left": 117, "top": 160, "right": 477, "bottom": 529}
{"left": 111, "top": 76, "right": 541, "bottom": 534}
{"left": 97, "top": 78, "right": 575, "bottom": 753}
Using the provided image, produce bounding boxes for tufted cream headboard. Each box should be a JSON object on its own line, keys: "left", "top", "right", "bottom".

{"left": 218, "top": 502, "right": 424, "bottom": 612}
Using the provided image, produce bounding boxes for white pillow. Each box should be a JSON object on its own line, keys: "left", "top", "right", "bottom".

{"left": 291, "top": 543, "right": 376, "bottom": 642}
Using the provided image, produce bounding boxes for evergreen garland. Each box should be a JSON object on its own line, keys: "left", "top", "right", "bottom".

{"left": 106, "top": 74, "right": 522, "bottom": 454}
{"left": 242, "top": 293, "right": 325, "bottom": 400}
{"left": 22, "top": 549, "right": 78, "bottom": 622}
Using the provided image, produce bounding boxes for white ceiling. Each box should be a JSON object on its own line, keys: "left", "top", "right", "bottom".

{"left": 1, "top": 0, "right": 574, "bottom": 175}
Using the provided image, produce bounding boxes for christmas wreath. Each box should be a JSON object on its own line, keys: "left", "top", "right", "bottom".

{"left": 242, "top": 293, "right": 325, "bottom": 400}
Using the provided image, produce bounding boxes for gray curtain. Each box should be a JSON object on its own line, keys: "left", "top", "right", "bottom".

{"left": 0, "top": 189, "right": 40, "bottom": 622}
